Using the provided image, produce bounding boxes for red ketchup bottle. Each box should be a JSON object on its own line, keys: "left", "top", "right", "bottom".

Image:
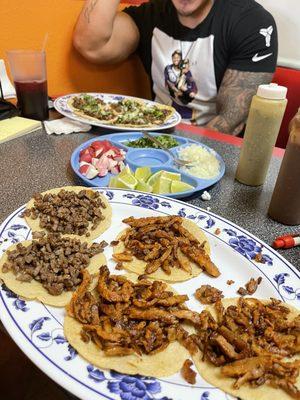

{"left": 268, "top": 108, "right": 300, "bottom": 225}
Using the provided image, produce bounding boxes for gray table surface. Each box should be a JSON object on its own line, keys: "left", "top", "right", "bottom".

{"left": 0, "top": 124, "right": 299, "bottom": 269}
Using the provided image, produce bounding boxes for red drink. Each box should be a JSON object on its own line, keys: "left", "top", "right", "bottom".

{"left": 14, "top": 80, "right": 49, "bottom": 121}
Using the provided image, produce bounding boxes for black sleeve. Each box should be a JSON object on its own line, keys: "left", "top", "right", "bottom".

{"left": 228, "top": 5, "right": 278, "bottom": 73}
{"left": 123, "top": 2, "right": 152, "bottom": 33}
{"left": 123, "top": 2, "right": 156, "bottom": 75}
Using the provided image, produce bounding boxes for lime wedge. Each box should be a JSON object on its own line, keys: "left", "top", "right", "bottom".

{"left": 118, "top": 165, "right": 132, "bottom": 178}
{"left": 136, "top": 179, "right": 153, "bottom": 193}
{"left": 161, "top": 171, "right": 181, "bottom": 181}
{"left": 152, "top": 176, "right": 172, "bottom": 194}
{"left": 108, "top": 176, "right": 118, "bottom": 188}
{"left": 115, "top": 174, "right": 138, "bottom": 189}
{"left": 147, "top": 170, "right": 163, "bottom": 186}
{"left": 171, "top": 180, "right": 194, "bottom": 193}
{"left": 134, "top": 167, "right": 152, "bottom": 182}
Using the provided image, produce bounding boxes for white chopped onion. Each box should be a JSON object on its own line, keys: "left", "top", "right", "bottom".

{"left": 178, "top": 144, "right": 220, "bottom": 179}
{"left": 201, "top": 191, "right": 211, "bottom": 201}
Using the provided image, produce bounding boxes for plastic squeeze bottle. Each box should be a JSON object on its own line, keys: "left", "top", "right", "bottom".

{"left": 268, "top": 108, "right": 300, "bottom": 225}
{"left": 235, "top": 83, "right": 287, "bottom": 186}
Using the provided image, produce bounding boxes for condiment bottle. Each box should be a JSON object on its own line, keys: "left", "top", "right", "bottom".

{"left": 268, "top": 108, "right": 300, "bottom": 225}
{"left": 235, "top": 83, "right": 287, "bottom": 186}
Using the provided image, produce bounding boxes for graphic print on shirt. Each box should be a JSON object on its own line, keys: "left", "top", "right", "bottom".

{"left": 259, "top": 25, "right": 273, "bottom": 47}
{"left": 252, "top": 25, "right": 274, "bottom": 63}
{"left": 151, "top": 28, "right": 217, "bottom": 125}
{"left": 164, "top": 49, "right": 198, "bottom": 107}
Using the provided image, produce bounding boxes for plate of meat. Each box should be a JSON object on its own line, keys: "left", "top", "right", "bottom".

{"left": 0, "top": 186, "right": 299, "bottom": 400}
{"left": 54, "top": 93, "right": 181, "bottom": 131}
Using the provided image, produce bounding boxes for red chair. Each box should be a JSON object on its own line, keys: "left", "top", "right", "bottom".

{"left": 273, "top": 66, "right": 300, "bottom": 148}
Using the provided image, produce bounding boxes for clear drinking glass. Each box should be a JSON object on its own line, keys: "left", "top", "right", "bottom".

{"left": 7, "top": 50, "right": 49, "bottom": 120}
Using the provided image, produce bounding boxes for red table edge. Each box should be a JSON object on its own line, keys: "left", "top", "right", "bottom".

{"left": 178, "top": 123, "right": 285, "bottom": 158}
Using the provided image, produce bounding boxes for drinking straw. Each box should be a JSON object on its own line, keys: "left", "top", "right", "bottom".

{"left": 0, "top": 79, "right": 4, "bottom": 99}
{"left": 42, "top": 33, "right": 49, "bottom": 52}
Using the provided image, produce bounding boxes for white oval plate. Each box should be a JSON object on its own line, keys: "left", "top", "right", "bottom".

{"left": 0, "top": 188, "right": 299, "bottom": 400}
{"left": 54, "top": 93, "right": 182, "bottom": 131}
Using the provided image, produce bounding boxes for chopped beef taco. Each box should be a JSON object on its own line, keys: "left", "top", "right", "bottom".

{"left": 68, "top": 95, "right": 117, "bottom": 124}
{"left": 0, "top": 233, "right": 107, "bottom": 307}
{"left": 68, "top": 94, "right": 175, "bottom": 128}
{"left": 112, "top": 216, "right": 220, "bottom": 282}
{"left": 23, "top": 186, "right": 112, "bottom": 240}
{"left": 111, "top": 98, "right": 175, "bottom": 128}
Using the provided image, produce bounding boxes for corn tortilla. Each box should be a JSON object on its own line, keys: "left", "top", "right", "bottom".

{"left": 192, "top": 298, "right": 300, "bottom": 400}
{"left": 0, "top": 239, "right": 107, "bottom": 307}
{"left": 64, "top": 316, "right": 189, "bottom": 376}
{"left": 67, "top": 96, "right": 175, "bottom": 128}
{"left": 64, "top": 273, "right": 190, "bottom": 376}
{"left": 109, "top": 102, "right": 175, "bottom": 129}
{"left": 67, "top": 98, "right": 118, "bottom": 124}
{"left": 113, "top": 218, "right": 211, "bottom": 282}
{"left": 24, "top": 186, "right": 112, "bottom": 241}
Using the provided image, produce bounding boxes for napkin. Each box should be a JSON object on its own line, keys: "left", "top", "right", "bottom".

{"left": 44, "top": 117, "right": 91, "bottom": 135}
{"left": 0, "top": 60, "right": 16, "bottom": 99}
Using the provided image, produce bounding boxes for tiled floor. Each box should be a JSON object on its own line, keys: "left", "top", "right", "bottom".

{"left": 0, "top": 330, "right": 69, "bottom": 400}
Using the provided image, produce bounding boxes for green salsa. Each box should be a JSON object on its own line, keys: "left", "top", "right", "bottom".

{"left": 125, "top": 135, "right": 179, "bottom": 149}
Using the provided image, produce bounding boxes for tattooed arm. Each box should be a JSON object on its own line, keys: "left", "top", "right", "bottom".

{"left": 206, "top": 69, "right": 273, "bottom": 135}
{"left": 73, "top": 0, "right": 139, "bottom": 64}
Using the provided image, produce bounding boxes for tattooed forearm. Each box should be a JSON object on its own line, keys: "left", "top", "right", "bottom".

{"left": 84, "top": 0, "right": 99, "bottom": 23}
{"left": 206, "top": 69, "right": 273, "bottom": 135}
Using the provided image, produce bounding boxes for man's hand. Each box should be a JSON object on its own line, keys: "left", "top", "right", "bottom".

{"left": 73, "top": 0, "right": 139, "bottom": 64}
{"left": 206, "top": 69, "right": 273, "bottom": 135}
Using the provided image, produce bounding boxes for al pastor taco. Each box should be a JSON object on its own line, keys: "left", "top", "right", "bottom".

{"left": 112, "top": 216, "right": 220, "bottom": 282}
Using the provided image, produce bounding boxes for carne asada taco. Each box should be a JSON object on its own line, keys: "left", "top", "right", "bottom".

{"left": 68, "top": 94, "right": 175, "bottom": 128}
{"left": 0, "top": 234, "right": 107, "bottom": 307}
{"left": 24, "top": 186, "right": 112, "bottom": 240}
{"left": 67, "top": 95, "right": 117, "bottom": 124}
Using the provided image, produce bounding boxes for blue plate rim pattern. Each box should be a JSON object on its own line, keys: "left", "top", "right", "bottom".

{"left": 0, "top": 188, "right": 299, "bottom": 400}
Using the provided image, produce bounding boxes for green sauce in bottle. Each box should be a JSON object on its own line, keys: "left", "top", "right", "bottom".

{"left": 236, "top": 83, "right": 287, "bottom": 186}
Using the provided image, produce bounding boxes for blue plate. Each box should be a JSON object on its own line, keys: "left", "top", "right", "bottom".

{"left": 70, "top": 132, "right": 225, "bottom": 198}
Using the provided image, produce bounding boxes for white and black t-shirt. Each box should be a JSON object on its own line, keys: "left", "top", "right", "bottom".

{"left": 124, "top": 0, "right": 278, "bottom": 125}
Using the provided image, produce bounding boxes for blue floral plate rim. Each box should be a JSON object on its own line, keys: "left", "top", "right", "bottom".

{"left": 0, "top": 188, "right": 299, "bottom": 400}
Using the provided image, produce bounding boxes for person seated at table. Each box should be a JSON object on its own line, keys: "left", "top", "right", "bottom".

{"left": 72, "top": 0, "right": 278, "bottom": 135}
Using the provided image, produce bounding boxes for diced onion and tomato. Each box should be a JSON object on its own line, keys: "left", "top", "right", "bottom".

{"left": 79, "top": 140, "right": 126, "bottom": 179}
